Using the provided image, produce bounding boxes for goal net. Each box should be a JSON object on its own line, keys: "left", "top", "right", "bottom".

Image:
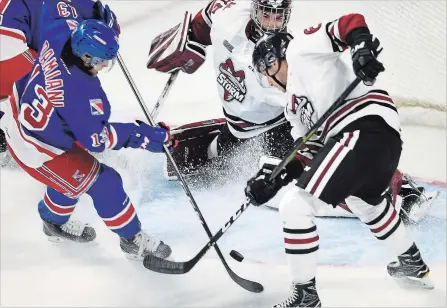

{"left": 289, "top": 1, "right": 446, "bottom": 128}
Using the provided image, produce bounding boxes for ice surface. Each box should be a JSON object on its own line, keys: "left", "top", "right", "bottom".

{"left": 1, "top": 1, "right": 445, "bottom": 306}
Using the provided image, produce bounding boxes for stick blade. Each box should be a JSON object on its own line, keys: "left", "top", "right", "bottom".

{"left": 227, "top": 269, "right": 264, "bottom": 293}
{"left": 143, "top": 255, "right": 190, "bottom": 274}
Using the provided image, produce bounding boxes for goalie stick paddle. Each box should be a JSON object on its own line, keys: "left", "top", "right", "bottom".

{"left": 116, "top": 54, "right": 263, "bottom": 293}
{"left": 143, "top": 76, "right": 363, "bottom": 276}
{"left": 150, "top": 70, "right": 179, "bottom": 119}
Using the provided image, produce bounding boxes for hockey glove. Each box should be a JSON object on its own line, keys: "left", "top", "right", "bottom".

{"left": 245, "top": 159, "right": 303, "bottom": 206}
{"left": 127, "top": 121, "right": 172, "bottom": 153}
{"left": 93, "top": 1, "right": 120, "bottom": 35}
{"left": 347, "top": 27, "right": 384, "bottom": 86}
{"left": 147, "top": 12, "right": 206, "bottom": 74}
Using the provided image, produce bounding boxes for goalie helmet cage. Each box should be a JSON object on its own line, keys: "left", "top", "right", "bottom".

{"left": 289, "top": 1, "right": 446, "bottom": 128}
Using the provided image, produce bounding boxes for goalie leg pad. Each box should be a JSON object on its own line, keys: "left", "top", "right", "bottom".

{"left": 165, "top": 118, "right": 225, "bottom": 178}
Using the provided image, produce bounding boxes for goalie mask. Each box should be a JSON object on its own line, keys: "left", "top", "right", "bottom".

{"left": 251, "top": 0, "right": 292, "bottom": 33}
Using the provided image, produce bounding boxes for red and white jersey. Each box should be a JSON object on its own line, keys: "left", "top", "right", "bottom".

{"left": 284, "top": 14, "right": 401, "bottom": 145}
{"left": 191, "top": 0, "right": 288, "bottom": 139}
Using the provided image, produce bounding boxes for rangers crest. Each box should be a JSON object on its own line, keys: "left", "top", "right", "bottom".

{"left": 90, "top": 99, "right": 104, "bottom": 115}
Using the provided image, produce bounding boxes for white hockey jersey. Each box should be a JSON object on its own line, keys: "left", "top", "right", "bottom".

{"left": 191, "top": 0, "right": 288, "bottom": 139}
{"left": 284, "top": 17, "right": 401, "bottom": 148}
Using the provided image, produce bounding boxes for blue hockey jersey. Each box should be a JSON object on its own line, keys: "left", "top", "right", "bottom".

{"left": 4, "top": 0, "right": 136, "bottom": 168}
{"left": 0, "top": 0, "right": 96, "bottom": 51}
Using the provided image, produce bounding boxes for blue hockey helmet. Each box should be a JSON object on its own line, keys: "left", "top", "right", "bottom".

{"left": 71, "top": 19, "right": 119, "bottom": 72}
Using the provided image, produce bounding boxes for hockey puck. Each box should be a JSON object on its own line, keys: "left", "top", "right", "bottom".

{"left": 230, "top": 250, "right": 244, "bottom": 262}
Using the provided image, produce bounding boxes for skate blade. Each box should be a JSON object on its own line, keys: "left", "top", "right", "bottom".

{"left": 124, "top": 253, "right": 175, "bottom": 262}
{"left": 408, "top": 191, "right": 440, "bottom": 223}
{"left": 392, "top": 274, "right": 435, "bottom": 290}
{"left": 47, "top": 236, "right": 98, "bottom": 246}
{"left": 124, "top": 253, "right": 144, "bottom": 261}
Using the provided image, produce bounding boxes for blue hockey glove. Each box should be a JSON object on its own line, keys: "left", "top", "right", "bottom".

{"left": 94, "top": 1, "right": 120, "bottom": 34}
{"left": 127, "top": 121, "right": 172, "bottom": 153}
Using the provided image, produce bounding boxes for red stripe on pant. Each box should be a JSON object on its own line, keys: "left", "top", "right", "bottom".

{"left": 103, "top": 203, "right": 136, "bottom": 230}
{"left": 44, "top": 193, "right": 74, "bottom": 215}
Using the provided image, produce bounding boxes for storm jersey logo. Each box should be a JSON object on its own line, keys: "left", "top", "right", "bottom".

{"left": 291, "top": 95, "right": 315, "bottom": 129}
{"left": 217, "top": 58, "right": 246, "bottom": 102}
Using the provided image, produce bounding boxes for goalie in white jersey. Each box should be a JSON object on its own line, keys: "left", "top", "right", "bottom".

{"left": 245, "top": 14, "right": 433, "bottom": 307}
{"left": 146, "top": 0, "right": 295, "bottom": 176}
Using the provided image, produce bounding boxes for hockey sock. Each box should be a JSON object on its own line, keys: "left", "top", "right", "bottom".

{"left": 280, "top": 187, "right": 320, "bottom": 283}
{"left": 346, "top": 196, "right": 413, "bottom": 255}
{"left": 87, "top": 164, "right": 141, "bottom": 239}
{"left": 38, "top": 187, "right": 78, "bottom": 225}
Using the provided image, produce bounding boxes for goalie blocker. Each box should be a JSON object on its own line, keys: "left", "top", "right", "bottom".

{"left": 147, "top": 12, "right": 206, "bottom": 74}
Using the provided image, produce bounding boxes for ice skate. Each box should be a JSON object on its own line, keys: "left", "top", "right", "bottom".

{"left": 274, "top": 279, "right": 321, "bottom": 307}
{"left": 120, "top": 230, "right": 172, "bottom": 261}
{"left": 43, "top": 220, "right": 96, "bottom": 243}
{"left": 387, "top": 243, "right": 434, "bottom": 289}
{"left": 399, "top": 175, "right": 439, "bottom": 223}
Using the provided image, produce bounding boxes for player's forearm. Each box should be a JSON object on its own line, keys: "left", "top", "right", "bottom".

{"left": 190, "top": 0, "right": 216, "bottom": 46}
{"left": 106, "top": 122, "right": 138, "bottom": 150}
{"left": 72, "top": 122, "right": 136, "bottom": 152}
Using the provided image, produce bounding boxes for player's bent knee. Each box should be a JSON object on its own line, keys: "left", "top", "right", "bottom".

{"left": 279, "top": 186, "right": 318, "bottom": 228}
{"left": 345, "top": 195, "right": 386, "bottom": 222}
{"left": 86, "top": 164, "right": 125, "bottom": 202}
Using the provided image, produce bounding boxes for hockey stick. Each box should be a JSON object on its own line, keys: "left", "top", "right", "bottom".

{"left": 143, "top": 200, "right": 251, "bottom": 273}
{"left": 142, "top": 76, "right": 363, "bottom": 274}
{"left": 116, "top": 53, "right": 264, "bottom": 293}
{"left": 150, "top": 71, "right": 179, "bottom": 119}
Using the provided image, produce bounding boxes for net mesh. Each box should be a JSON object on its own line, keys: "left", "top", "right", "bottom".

{"left": 289, "top": 1, "right": 446, "bottom": 127}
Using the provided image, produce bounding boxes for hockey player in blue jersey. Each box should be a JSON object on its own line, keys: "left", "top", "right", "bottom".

{"left": 0, "top": 0, "right": 118, "bottom": 152}
{"left": 0, "top": 0, "right": 172, "bottom": 260}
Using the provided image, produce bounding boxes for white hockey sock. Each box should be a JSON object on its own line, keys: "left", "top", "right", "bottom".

{"left": 283, "top": 225, "right": 319, "bottom": 283}
{"left": 346, "top": 196, "right": 413, "bottom": 256}
{"left": 280, "top": 187, "right": 320, "bottom": 283}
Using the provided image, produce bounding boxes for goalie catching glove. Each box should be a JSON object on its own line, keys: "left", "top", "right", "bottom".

{"left": 147, "top": 12, "right": 206, "bottom": 74}
{"left": 245, "top": 157, "right": 304, "bottom": 206}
